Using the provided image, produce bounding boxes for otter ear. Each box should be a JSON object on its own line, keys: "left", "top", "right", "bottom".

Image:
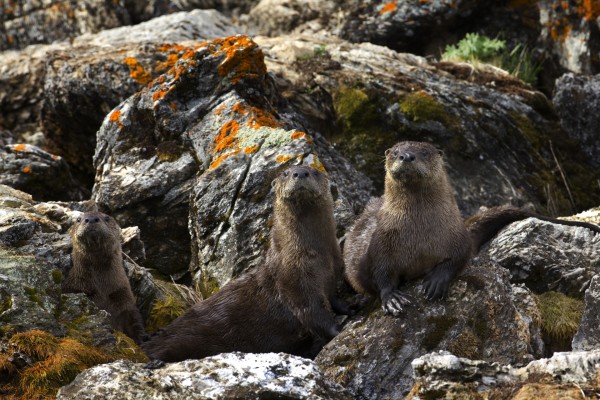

{"left": 385, "top": 149, "right": 391, "bottom": 156}
{"left": 271, "top": 178, "right": 278, "bottom": 187}
{"left": 329, "top": 182, "right": 339, "bottom": 201}
{"left": 438, "top": 150, "right": 444, "bottom": 156}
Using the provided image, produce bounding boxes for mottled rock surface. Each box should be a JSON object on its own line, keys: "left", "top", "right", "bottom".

{"left": 57, "top": 352, "right": 351, "bottom": 399}
{"left": 572, "top": 275, "right": 600, "bottom": 351}
{"left": 553, "top": 73, "right": 600, "bottom": 171}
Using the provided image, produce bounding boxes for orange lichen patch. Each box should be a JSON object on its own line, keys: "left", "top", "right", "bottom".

{"left": 209, "top": 149, "right": 240, "bottom": 169}
{"left": 213, "top": 105, "right": 227, "bottom": 115}
{"left": 275, "top": 154, "right": 293, "bottom": 163}
{"left": 22, "top": 166, "right": 32, "bottom": 174}
{"left": 52, "top": 155, "right": 60, "bottom": 160}
{"left": 582, "top": 0, "right": 600, "bottom": 20}
{"left": 310, "top": 155, "right": 326, "bottom": 172}
{"left": 214, "top": 120, "right": 240, "bottom": 152}
{"left": 154, "top": 53, "right": 180, "bottom": 74}
{"left": 244, "top": 144, "right": 259, "bottom": 154}
{"left": 124, "top": 57, "right": 152, "bottom": 85}
{"left": 291, "top": 131, "right": 313, "bottom": 142}
{"left": 152, "top": 87, "right": 169, "bottom": 102}
{"left": 170, "top": 102, "right": 177, "bottom": 110}
{"left": 380, "top": 1, "right": 397, "bottom": 14}
{"left": 109, "top": 109, "right": 123, "bottom": 129}
{"left": 14, "top": 144, "right": 27, "bottom": 151}
{"left": 213, "top": 36, "right": 268, "bottom": 84}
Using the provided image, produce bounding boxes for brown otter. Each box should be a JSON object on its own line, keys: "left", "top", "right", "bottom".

{"left": 344, "top": 141, "right": 600, "bottom": 316}
{"left": 141, "top": 165, "right": 347, "bottom": 362}
{"left": 64, "top": 212, "right": 145, "bottom": 343}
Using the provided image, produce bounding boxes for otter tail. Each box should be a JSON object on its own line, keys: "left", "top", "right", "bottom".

{"left": 465, "top": 205, "right": 600, "bottom": 252}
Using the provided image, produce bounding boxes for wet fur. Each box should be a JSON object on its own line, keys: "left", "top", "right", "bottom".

{"left": 64, "top": 212, "right": 145, "bottom": 343}
{"left": 142, "top": 166, "right": 345, "bottom": 362}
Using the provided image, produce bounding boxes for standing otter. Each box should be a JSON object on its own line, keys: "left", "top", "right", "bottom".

{"left": 142, "top": 165, "right": 346, "bottom": 362}
{"left": 344, "top": 141, "right": 600, "bottom": 316}
{"left": 64, "top": 212, "right": 145, "bottom": 343}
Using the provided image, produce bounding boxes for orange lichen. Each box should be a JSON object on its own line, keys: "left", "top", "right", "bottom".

{"left": 213, "top": 36, "right": 268, "bottom": 84}
{"left": 124, "top": 57, "right": 152, "bottom": 85}
{"left": 582, "top": 0, "right": 600, "bottom": 20}
{"left": 214, "top": 120, "right": 240, "bottom": 152}
{"left": 170, "top": 102, "right": 177, "bottom": 110}
{"left": 275, "top": 154, "right": 293, "bottom": 163}
{"left": 109, "top": 110, "right": 123, "bottom": 129}
{"left": 14, "top": 144, "right": 27, "bottom": 151}
{"left": 155, "top": 53, "right": 180, "bottom": 73}
{"left": 310, "top": 155, "right": 326, "bottom": 172}
{"left": 232, "top": 102, "right": 250, "bottom": 114}
{"left": 209, "top": 148, "right": 241, "bottom": 169}
{"left": 291, "top": 131, "right": 312, "bottom": 142}
{"left": 380, "top": 1, "right": 397, "bottom": 14}
{"left": 52, "top": 155, "right": 60, "bottom": 160}
{"left": 244, "top": 144, "right": 259, "bottom": 154}
{"left": 22, "top": 166, "right": 32, "bottom": 174}
{"left": 152, "top": 88, "right": 169, "bottom": 102}
{"left": 213, "top": 105, "right": 227, "bottom": 115}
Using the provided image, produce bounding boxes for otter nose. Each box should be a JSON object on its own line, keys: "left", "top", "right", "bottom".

{"left": 399, "top": 152, "right": 415, "bottom": 162}
{"left": 292, "top": 170, "right": 310, "bottom": 179}
{"left": 84, "top": 217, "right": 101, "bottom": 224}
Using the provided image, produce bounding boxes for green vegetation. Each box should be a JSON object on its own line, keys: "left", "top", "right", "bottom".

{"left": 535, "top": 291, "right": 583, "bottom": 347}
{"left": 442, "top": 33, "right": 542, "bottom": 85}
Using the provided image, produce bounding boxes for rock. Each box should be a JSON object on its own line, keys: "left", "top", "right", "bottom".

{"left": 91, "top": 35, "right": 372, "bottom": 282}
{"left": 553, "top": 73, "right": 600, "bottom": 171}
{"left": 572, "top": 275, "right": 600, "bottom": 351}
{"left": 407, "top": 349, "right": 600, "bottom": 399}
{"left": 57, "top": 352, "right": 351, "bottom": 399}
{"left": 315, "top": 256, "right": 533, "bottom": 399}
{"left": 539, "top": 0, "right": 600, "bottom": 75}
{"left": 483, "top": 216, "right": 600, "bottom": 297}
{"left": 255, "top": 34, "right": 600, "bottom": 216}
{"left": 124, "top": 0, "right": 259, "bottom": 22}
{"left": 0, "top": 143, "right": 87, "bottom": 201}
{"left": 0, "top": 0, "right": 130, "bottom": 51}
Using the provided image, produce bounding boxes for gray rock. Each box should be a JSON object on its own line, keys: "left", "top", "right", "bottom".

{"left": 553, "top": 73, "right": 600, "bottom": 170}
{"left": 572, "top": 275, "right": 600, "bottom": 351}
{"left": 57, "top": 352, "right": 351, "bottom": 399}
{"left": 408, "top": 349, "right": 600, "bottom": 398}
{"left": 0, "top": 143, "right": 87, "bottom": 201}
{"left": 0, "top": 0, "right": 130, "bottom": 51}
{"left": 315, "top": 256, "right": 533, "bottom": 399}
{"left": 483, "top": 217, "right": 600, "bottom": 297}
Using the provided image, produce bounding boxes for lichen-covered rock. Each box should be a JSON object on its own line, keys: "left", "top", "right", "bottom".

{"left": 0, "top": 143, "right": 87, "bottom": 201}
{"left": 92, "top": 35, "right": 372, "bottom": 282}
{"left": 408, "top": 350, "right": 600, "bottom": 399}
{"left": 315, "top": 256, "right": 532, "bottom": 399}
{"left": 255, "top": 34, "right": 600, "bottom": 216}
{"left": 483, "top": 216, "right": 600, "bottom": 297}
{"left": 572, "top": 275, "right": 600, "bottom": 351}
{"left": 0, "top": 0, "right": 131, "bottom": 52}
{"left": 553, "top": 73, "right": 600, "bottom": 171}
{"left": 539, "top": 0, "right": 600, "bottom": 74}
{"left": 57, "top": 352, "right": 351, "bottom": 399}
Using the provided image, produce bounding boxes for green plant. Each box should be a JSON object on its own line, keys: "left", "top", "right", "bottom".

{"left": 442, "top": 33, "right": 542, "bottom": 85}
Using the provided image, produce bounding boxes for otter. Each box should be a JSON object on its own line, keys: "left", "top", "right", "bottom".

{"left": 142, "top": 165, "right": 347, "bottom": 362}
{"left": 344, "top": 141, "right": 600, "bottom": 316}
{"left": 64, "top": 212, "right": 145, "bottom": 343}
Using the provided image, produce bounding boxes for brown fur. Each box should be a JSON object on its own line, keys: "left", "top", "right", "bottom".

{"left": 344, "top": 141, "right": 471, "bottom": 315}
{"left": 345, "top": 141, "right": 600, "bottom": 316}
{"left": 141, "top": 166, "right": 345, "bottom": 362}
{"left": 64, "top": 212, "right": 145, "bottom": 343}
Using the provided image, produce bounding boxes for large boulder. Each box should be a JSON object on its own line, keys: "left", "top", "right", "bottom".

{"left": 572, "top": 275, "right": 600, "bottom": 351}
{"left": 57, "top": 352, "right": 350, "bottom": 399}
{"left": 553, "top": 73, "right": 600, "bottom": 171}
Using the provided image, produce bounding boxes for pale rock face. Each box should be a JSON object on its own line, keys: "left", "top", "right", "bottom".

{"left": 57, "top": 352, "right": 351, "bottom": 400}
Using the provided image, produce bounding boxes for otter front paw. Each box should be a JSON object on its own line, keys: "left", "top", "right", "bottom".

{"left": 422, "top": 267, "right": 451, "bottom": 301}
{"left": 382, "top": 290, "right": 412, "bottom": 316}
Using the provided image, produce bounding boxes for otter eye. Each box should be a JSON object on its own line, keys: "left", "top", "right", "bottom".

{"left": 421, "top": 151, "right": 429, "bottom": 156}
{"left": 104, "top": 217, "right": 110, "bottom": 222}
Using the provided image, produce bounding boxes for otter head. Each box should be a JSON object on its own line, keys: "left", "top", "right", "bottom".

{"left": 272, "top": 166, "right": 331, "bottom": 209}
{"left": 385, "top": 141, "right": 444, "bottom": 185}
{"left": 70, "top": 212, "right": 121, "bottom": 251}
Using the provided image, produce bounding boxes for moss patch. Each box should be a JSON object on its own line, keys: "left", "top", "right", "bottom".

{"left": 145, "top": 295, "right": 186, "bottom": 334}
{"left": 448, "top": 328, "right": 481, "bottom": 359}
{"left": 422, "top": 315, "right": 458, "bottom": 351}
{"left": 399, "top": 91, "right": 458, "bottom": 128}
{"left": 535, "top": 291, "right": 583, "bottom": 350}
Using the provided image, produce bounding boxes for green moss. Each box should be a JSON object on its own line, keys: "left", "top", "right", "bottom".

{"left": 24, "top": 287, "right": 42, "bottom": 306}
{"left": 535, "top": 291, "right": 583, "bottom": 346}
{"left": 51, "top": 269, "right": 63, "bottom": 285}
{"left": 145, "top": 295, "right": 186, "bottom": 333}
{"left": 399, "top": 91, "right": 458, "bottom": 128}
{"left": 468, "top": 311, "right": 489, "bottom": 339}
{"left": 156, "top": 140, "right": 185, "bottom": 162}
{"left": 509, "top": 111, "right": 543, "bottom": 150}
{"left": 0, "top": 288, "right": 12, "bottom": 315}
{"left": 333, "top": 86, "right": 378, "bottom": 131}
{"left": 110, "top": 331, "right": 148, "bottom": 363}
{"left": 422, "top": 315, "right": 457, "bottom": 351}
{"left": 448, "top": 328, "right": 481, "bottom": 359}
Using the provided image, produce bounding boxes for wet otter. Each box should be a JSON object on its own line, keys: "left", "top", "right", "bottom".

{"left": 142, "top": 165, "right": 346, "bottom": 362}
{"left": 344, "top": 141, "right": 600, "bottom": 316}
{"left": 64, "top": 212, "right": 145, "bottom": 343}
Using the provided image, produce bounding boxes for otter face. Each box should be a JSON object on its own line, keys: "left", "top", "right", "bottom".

{"left": 70, "top": 212, "right": 120, "bottom": 249}
{"left": 385, "top": 141, "right": 443, "bottom": 183}
{"left": 272, "top": 166, "right": 330, "bottom": 206}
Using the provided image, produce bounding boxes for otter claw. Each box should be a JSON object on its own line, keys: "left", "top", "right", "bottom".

{"left": 382, "top": 290, "right": 413, "bottom": 316}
